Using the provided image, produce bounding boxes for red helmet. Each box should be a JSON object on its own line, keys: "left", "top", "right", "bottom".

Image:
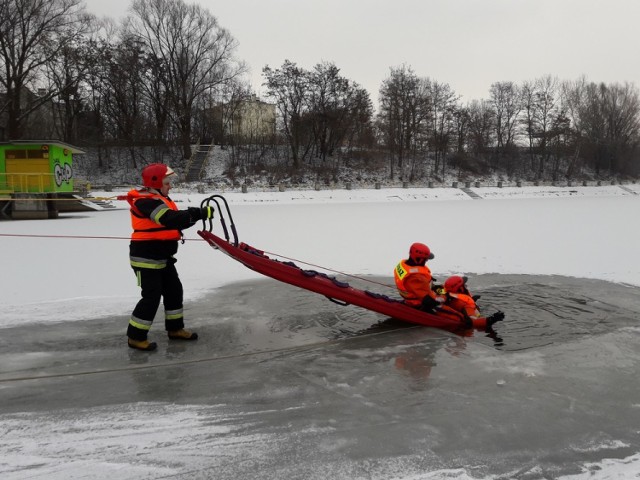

{"left": 444, "top": 275, "right": 468, "bottom": 293}
{"left": 409, "top": 242, "right": 434, "bottom": 264}
{"left": 141, "top": 163, "right": 175, "bottom": 189}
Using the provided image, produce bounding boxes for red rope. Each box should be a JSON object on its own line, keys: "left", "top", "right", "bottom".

{"left": 0, "top": 233, "right": 202, "bottom": 241}
{"left": 0, "top": 233, "right": 396, "bottom": 290}
{"left": 260, "top": 248, "right": 396, "bottom": 290}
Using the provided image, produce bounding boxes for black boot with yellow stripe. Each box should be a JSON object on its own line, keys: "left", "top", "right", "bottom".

{"left": 168, "top": 329, "right": 198, "bottom": 341}
{"left": 128, "top": 338, "right": 158, "bottom": 351}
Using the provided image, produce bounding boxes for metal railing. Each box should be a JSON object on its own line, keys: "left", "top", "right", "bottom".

{"left": 197, "top": 144, "right": 214, "bottom": 181}
{"left": 184, "top": 139, "right": 201, "bottom": 176}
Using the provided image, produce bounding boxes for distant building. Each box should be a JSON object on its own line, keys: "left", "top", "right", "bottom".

{"left": 203, "top": 96, "right": 276, "bottom": 144}
{"left": 228, "top": 96, "right": 276, "bottom": 142}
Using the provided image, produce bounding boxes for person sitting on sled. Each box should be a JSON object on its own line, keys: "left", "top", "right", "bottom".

{"left": 440, "top": 275, "right": 504, "bottom": 326}
{"left": 394, "top": 242, "right": 444, "bottom": 313}
{"left": 395, "top": 244, "right": 505, "bottom": 328}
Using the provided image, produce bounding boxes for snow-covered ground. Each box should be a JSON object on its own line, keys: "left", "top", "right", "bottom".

{"left": 1, "top": 183, "right": 639, "bottom": 479}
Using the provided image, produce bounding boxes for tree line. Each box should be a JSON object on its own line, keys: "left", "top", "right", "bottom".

{"left": 0, "top": 0, "right": 245, "bottom": 167}
{"left": 1, "top": 0, "right": 638, "bottom": 180}
{"left": 375, "top": 67, "right": 640, "bottom": 181}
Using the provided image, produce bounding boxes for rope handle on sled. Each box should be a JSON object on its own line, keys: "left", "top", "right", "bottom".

{"left": 199, "top": 194, "right": 239, "bottom": 246}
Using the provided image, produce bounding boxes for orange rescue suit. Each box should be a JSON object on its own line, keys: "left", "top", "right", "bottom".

{"left": 446, "top": 292, "right": 481, "bottom": 318}
{"left": 127, "top": 189, "right": 181, "bottom": 241}
{"left": 394, "top": 259, "right": 437, "bottom": 307}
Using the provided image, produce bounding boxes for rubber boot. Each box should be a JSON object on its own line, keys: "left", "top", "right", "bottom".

{"left": 128, "top": 338, "right": 158, "bottom": 351}
{"left": 168, "top": 328, "right": 198, "bottom": 341}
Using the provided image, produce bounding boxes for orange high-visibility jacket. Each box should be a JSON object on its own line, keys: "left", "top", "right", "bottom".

{"left": 127, "top": 189, "right": 181, "bottom": 241}
{"left": 394, "top": 259, "right": 435, "bottom": 306}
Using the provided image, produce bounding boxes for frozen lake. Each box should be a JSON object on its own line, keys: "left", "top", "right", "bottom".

{"left": 1, "top": 273, "right": 639, "bottom": 479}
{"left": 1, "top": 185, "right": 639, "bottom": 479}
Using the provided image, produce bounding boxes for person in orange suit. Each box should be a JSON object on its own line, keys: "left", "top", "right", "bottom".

{"left": 394, "top": 242, "right": 444, "bottom": 313}
{"left": 443, "top": 275, "right": 504, "bottom": 327}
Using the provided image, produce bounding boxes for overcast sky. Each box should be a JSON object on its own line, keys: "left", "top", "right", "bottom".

{"left": 83, "top": 0, "right": 640, "bottom": 104}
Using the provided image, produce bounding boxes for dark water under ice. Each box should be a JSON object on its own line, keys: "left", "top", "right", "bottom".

{"left": 201, "top": 273, "right": 640, "bottom": 354}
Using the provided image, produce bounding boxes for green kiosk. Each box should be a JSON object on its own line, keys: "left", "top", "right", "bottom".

{"left": 0, "top": 140, "right": 85, "bottom": 219}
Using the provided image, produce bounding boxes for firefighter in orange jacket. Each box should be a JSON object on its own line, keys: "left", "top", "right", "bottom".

{"left": 443, "top": 275, "right": 505, "bottom": 326}
{"left": 394, "top": 243, "right": 443, "bottom": 312}
{"left": 125, "top": 163, "right": 213, "bottom": 351}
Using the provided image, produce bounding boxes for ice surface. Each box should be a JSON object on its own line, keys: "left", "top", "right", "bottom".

{"left": 1, "top": 184, "right": 639, "bottom": 479}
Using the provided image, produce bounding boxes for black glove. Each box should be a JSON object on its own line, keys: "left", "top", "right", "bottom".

{"left": 472, "top": 295, "right": 481, "bottom": 302}
{"left": 487, "top": 311, "right": 505, "bottom": 326}
{"left": 420, "top": 295, "right": 439, "bottom": 312}
{"left": 188, "top": 206, "right": 214, "bottom": 222}
{"left": 200, "top": 206, "right": 214, "bottom": 219}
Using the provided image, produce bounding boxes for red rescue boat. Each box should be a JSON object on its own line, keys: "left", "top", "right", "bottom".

{"left": 196, "top": 195, "right": 488, "bottom": 331}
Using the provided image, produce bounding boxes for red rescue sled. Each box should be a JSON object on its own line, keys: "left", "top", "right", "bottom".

{"left": 197, "top": 195, "right": 488, "bottom": 331}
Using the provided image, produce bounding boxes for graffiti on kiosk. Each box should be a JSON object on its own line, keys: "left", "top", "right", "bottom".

{"left": 54, "top": 162, "right": 73, "bottom": 186}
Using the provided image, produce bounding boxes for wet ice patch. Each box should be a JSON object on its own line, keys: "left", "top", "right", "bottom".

{"left": 570, "top": 439, "right": 630, "bottom": 453}
{"left": 558, "top": 452, "right": 640, "bottom": 479}
{"left": 0, "top": 402, "right": 266, "bottom": 479}
{"left": 473, "top": 350, "right": 546, "bottom": 376}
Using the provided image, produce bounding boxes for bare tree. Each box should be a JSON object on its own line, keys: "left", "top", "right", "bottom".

{"left": 128, "top": 0, "right": 245, "bottom": 160}
{"left": 452, "top": 106, "right": 470, "bottom": 155}
{"left": 45, "top": 39, "right": 87, "bottom": 142}
{"left": 100, "top": 35, "right": 151, "bottom": 168}
{"left": 532, "top": 75, "right": 559, "bottom": 178}
{"left": 520, "top": 80, "right": 537, "bottom": 171}
{"left": 141, "top": 46, "right": 173, "bottom": 146}
{"left": 560, "top": 76, "right": 589, "bottom": 178}
{"left": 595, "top": 82, "right": 639, "bottom": 175}
{"left": 467, "top": 99, "right": 495, "bottom": 157}
{"left": 306, "top": 61, "right": 373, "bottom": 166}
{"left": 560, "top": 80, "right": 640, "bottom": 177}
{"left": 263, "top": 60, "right": 310, "bottom": 169}
{"left": 80, "top": 20, "right": 133, "bottom": 162}
{"left": 0, "top": 0, "right": 90, "bottom": 139}
{"left": 489, "top": 81, "right": 522, "bottom": 173}
{"left": 44, "top": 21, "right": 102, "bottom": 143}
{"left": 377, "top": 65, "right": 429, "bottom": 180}
{"left": 340, "top": 86, "right": 374, "bottom": 154}
{"left": 520, "top": 76, "right": 559, "bottom": 179}
{"left": 428, "top": 80, "right": 458, "bottom": 178}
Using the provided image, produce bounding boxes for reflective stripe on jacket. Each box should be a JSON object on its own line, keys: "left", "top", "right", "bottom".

{"left": 127, "top": 189, "right": 181, "bottom": 241}
{"left": 394, "top": 259, "right": 434, "bottom": 306}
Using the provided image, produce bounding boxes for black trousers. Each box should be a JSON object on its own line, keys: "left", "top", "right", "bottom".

{"left": 127, "top": 262, "right": 185, "bottom": 340}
